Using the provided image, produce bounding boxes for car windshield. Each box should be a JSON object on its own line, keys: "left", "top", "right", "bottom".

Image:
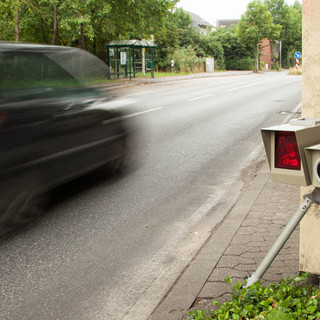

{"left": 45, "top": 48, "right": 109, "bottom": 84}
{"left": 0, "top": 47, "right": 108, "bottom": 102}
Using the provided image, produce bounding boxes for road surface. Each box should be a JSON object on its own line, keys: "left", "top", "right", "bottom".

{"left": 0, "top": 71, "right": 301, "bottom": 320}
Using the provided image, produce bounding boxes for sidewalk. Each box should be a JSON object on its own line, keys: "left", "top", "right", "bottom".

{"left": 97, "top": 71, "right": 253, "bottom": 91}
{"left": 149, "top": 160, "right": 300, "bottom": 320}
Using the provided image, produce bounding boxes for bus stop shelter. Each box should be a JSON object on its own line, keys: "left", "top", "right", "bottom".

{"left": 106, "top": 40, "right": 157, "bottom": 80}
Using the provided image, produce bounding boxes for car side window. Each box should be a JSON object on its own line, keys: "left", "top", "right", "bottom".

{"left": 0, "top": 51, "right": 80, "bottom": 102}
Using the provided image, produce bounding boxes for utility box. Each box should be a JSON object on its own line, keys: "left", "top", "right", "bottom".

{"left": 205, "top": 58, "right": 214, "bottom": 73}
{"left": 261, "top": 118, "right": 320, "bottom": 186}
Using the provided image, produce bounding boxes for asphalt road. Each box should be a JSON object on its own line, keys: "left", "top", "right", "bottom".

{"left": 0, "top": 71, "right": 301, "bottom": 320}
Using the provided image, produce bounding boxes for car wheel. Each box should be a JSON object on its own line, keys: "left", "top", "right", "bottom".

{"left": 0, "top": 172, "right": 48, "bottom": 236}
{"left": 105, "top": 137, "right": 127, "bottom": 176}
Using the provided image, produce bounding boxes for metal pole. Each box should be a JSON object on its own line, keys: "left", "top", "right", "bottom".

{"left": 151, "top": 48, "right": 155, "bottom": 78}
{"left": 142, "top": 48, "right": 146, "bottom": 76}
{"left": 116, "top": 48, "right": 119, "bottom": 79}
{"left": 280, "top": 41, "right": 282, "bottom": 69}
{"left": 133, "top": 48, "right": 136, "bottom": 78}
{"left": 125, "top": 49, "right": 127, "bottom": 78}
{"left": 245, "top": 188, "right": 320, "bottom": 287}
{"left": 129, "top": 48, "right": 132, "bottom": 81}
{"left": 107, "top": 47, "right": 111, "bottom": 80}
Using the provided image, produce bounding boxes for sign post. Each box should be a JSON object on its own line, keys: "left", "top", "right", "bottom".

{"left": 294, "top": 51, "right": 302, "bottom": 69}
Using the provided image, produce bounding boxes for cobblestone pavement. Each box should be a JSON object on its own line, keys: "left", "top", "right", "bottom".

{"left": 188, "top": 176, "right": 300, "bottom": 316}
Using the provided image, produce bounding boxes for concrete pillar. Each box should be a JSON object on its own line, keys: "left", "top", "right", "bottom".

{"left": 300, "top": 0, "right": 320, "bottom": 275}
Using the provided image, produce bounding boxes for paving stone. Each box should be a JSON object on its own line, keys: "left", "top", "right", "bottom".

{"left": 247, "top": 241, "right": 268, "bottom": 248}
{"left": 217, "top": 255, "right": 255, "bottom": 268}
{"left": 268, "top": 265, "right": 299, "bottom": 276}
{"left": 240, "top": 251, "right": 266, "bottom": 259}
{"left": 275, "top": 253, "right": 299, "bottom": 262}
{"left": 231, "top": 233, "right": 259, "bottom": 243}
{"left": 237, "top": 226, "right": 269, "bottom": 234}
{"left": 217, "top": 293, "right": 232, "bottom": 304}
{"left": 242, "top": 218, "right": 264, "bottom": 227}
{"left": 251, "top": 204, "right": 268, "bottom": 212}
{"left": 261, "top": 256, "right": 291, "bottom": 267}
{"left": 262, "top": 273, "right": 283, "bottom": 283}
{"left": 225, "top": 244, "right": 261, "bottom": 255}
{"left": 234, "top": 263, "right": 257, "bottom": 273}
{"left": 246, "top": 212, "right": 271, "bottom": 220}
{"left": 208, "top": 267, "right": 249, "bottom": 282}
{"left": 199, "top": 281, "right": 232, "bottom": 299}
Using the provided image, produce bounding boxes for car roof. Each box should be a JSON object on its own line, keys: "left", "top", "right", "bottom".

{"left": 0, "top": 42, "right": 78, "bottom": 53}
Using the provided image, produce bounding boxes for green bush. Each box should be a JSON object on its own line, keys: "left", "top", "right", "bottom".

{"left": 225, "top": 58, "right": 255, "bottom": 70}
{"left": 188, "top": 273, "right": 320, "bottom": 320}
{"left": 171, "top": 46, "right": 205, "bottom": 72}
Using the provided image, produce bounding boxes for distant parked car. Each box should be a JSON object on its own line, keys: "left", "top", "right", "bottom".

{"left": 0, "top": 42, "right": 130, "bottom": 234}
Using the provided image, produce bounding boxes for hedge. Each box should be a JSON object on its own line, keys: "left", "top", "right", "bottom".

{"left": 225, "top": 58, "right": 255, "bottom": 70}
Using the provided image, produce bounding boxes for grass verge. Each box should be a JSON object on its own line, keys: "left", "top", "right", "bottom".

{"left": 288, "top": 68, "right": 302, "bottom": 75}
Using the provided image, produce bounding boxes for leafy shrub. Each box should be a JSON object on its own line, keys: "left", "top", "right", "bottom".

{"left": 225, "top": 58, "right": 255, "bottom": 70}
{"left": 188, "top": 273, "right": 320, "bottom": 320}
{"left": 272, "top": 63, "right": 282, "bottom": 71}
{"left": 171, "top": 46, "right": 204, "bottom": 72}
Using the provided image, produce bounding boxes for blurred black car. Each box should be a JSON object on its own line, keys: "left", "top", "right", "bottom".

{"left": 0, "top": 42, "right": 129, "bottom": 234}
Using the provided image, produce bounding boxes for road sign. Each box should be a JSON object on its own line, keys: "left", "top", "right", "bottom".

{"left": 120, "top": 52, "right": 127, "bottom": 65}
{"left": 294, "top": 52, "right": 302, "bottom": 59}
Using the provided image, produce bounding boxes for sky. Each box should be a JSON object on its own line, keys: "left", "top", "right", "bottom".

{"left": 176, "top": 0, "right": 302, "bottom": 26}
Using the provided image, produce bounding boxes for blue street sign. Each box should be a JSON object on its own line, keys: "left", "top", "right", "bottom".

{"left": 294, "top": 52, "right": 302, "bottom": 59}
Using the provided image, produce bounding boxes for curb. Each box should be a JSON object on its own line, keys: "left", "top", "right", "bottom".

{"left": 97, "top": 71, "right": 253, "bottom": 91}
{"left": 148, "top": 160, "right": 271, "bottom": 320}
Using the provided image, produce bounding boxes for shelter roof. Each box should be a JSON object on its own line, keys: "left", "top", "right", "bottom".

{"left": 107, "top": 40, "right": 157, "bottom": 48}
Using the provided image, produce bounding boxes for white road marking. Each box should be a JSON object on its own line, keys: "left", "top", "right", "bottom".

{"left": 122, "top": 106, "right": 164, "bottom": 118}
{"left": 188, "top": 94, "right": 212, "bottom": 101}
{"left": 102, "top": 107, "right": 163, "bottom": 124}
{"left": 227, "top": 82, "right": 260, "bottom": 92}
{"left": 228, "top": 76, "right": 300, "bottom": 91}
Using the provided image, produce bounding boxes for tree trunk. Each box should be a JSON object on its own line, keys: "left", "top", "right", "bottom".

{"left": 51, "top": 6, "right": 58, "bottom": 45}
{"left": 15, "top": 7, "right": 20, "bottom": 42}
{"left": 254, "top": 46, "right": 258, "bottom": 73}
{"left": 270, "top": 41, "right": 274, "bottom": 69}
{"left": 79, "top": 23, "right": 85, "bottom": 49}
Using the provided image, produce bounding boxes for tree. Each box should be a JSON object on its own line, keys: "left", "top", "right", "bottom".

{"left": 0, "top": 0, "right": 21, "bottom": 41}
{"left": 237, "top": 0, "right": 281, "bottom": 72}
{"left": 208, "top": 25, "right": 254, "bottom": 70}
{"left": 264, "top": 0, "right": 302, "bottom": 68}
{"left": 0, "top": 0, "right": 178, "bottom": 64}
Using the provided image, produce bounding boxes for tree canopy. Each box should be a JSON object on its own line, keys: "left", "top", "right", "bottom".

{"left": 0, "top": 0, "right": 302, "bottom": 72}
{"left": 264, "top": 0, "right": 302, "bottom": 68}
{"left": 0, "top": 0, "right": 178, "bottom": 59}
{"left": 238, "top": 0, "right": 281, "bottom": 72}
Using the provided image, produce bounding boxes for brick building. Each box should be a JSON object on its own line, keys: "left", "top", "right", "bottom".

{"left": 260, "top": 38, "right": 272, "bottom": 70}
{"left": 260, "top": 38, "right": 281, "bottom": 70}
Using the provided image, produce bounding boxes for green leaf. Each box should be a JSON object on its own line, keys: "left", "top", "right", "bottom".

{"left": 225, "top": 276, "right": 232, "bottom": 284}
{"left": 267, "top": 309, "right": 294, "bottom": 320}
